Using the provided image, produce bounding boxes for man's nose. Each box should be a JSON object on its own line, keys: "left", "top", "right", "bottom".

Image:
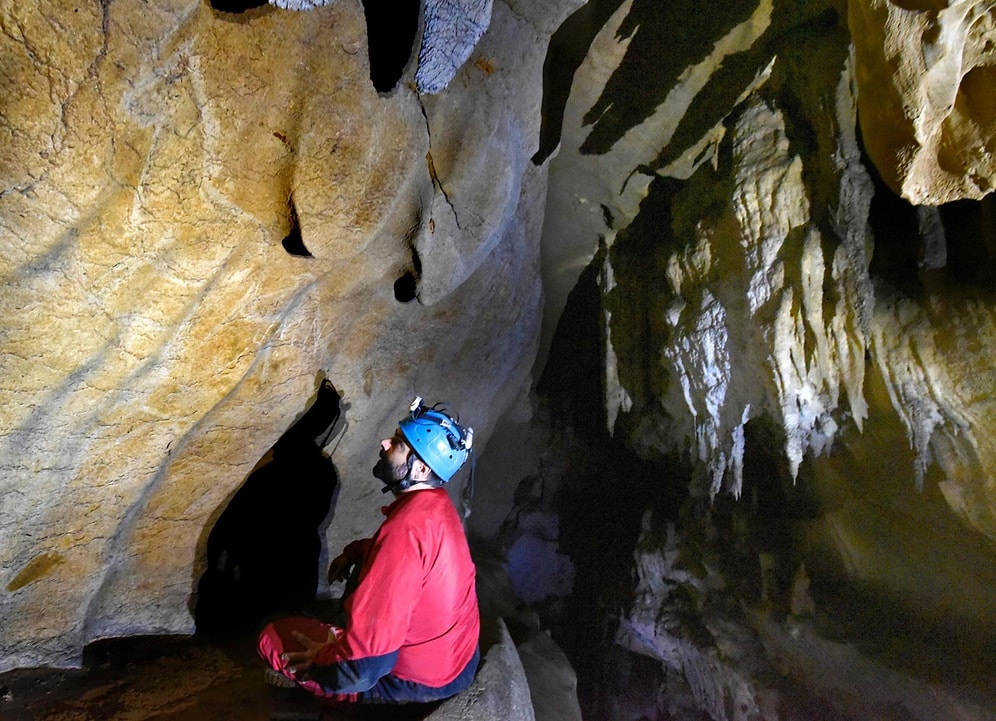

{"left": 380, "top": 438, "right": 391, "bottom": 452}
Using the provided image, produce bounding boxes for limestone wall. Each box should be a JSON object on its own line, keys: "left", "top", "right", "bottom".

{"left": 0, "top": 0, "right": 580, "bottom": 670}
{"left": 850, "top": 0, "right": 996, "bottom": 204}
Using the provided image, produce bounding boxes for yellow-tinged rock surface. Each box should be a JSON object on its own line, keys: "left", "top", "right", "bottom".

{"left": 0, "top": 0, "right": 571, "bottom": 670}
{"left": 849, "top": 0, "right": 996, "bottom": 203}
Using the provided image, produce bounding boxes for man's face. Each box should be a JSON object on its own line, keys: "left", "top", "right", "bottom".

{"left": 373, "top": 430, "right": 412, "bottom": 483}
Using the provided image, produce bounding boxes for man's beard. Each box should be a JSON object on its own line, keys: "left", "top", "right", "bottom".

{"left": 373, "top": 453, "right": 409, "bottom": 485}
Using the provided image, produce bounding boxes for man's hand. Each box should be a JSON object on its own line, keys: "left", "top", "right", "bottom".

{"left": 281, "top": 630, "right": 333, "bottom": 675}
{"left": 327, "top": 553, "right": 353, "bottom": 584}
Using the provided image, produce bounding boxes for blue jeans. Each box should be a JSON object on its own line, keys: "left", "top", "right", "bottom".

{"left": 356, "top": 645, "right": 480, "bottom": 703}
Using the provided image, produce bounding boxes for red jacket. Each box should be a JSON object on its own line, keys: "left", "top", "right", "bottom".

{"left": 314, "top": 488, "right": 479, "bottom": 689}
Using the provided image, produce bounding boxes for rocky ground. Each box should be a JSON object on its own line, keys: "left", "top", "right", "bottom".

{"left": 0, "top": 629, "right": 425, "bottom": 721}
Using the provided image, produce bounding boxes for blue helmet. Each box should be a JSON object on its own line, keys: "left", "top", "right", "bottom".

{"left": 398, "top": 397, "right": 474, "bottom": 483}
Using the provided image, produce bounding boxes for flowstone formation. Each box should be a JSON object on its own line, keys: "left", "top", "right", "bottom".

{"left": 486, "top": 0, "right": 996, "bottom": 718}
{"left": 0, "top": 0, "right": 580, "bottom": 672}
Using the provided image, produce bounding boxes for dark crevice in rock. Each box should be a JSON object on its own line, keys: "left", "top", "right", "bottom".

{"left": 208, "top": 0, "right": 268, "bottom": 13}
{"left": 863, "top": 126, "right": 926, "bottom": 298}
{"left": 937, "top": 194, "right": 996, "bottom": 288}
{"left": 194, "top": 379, "right": 342, "bottom": 635}
{"left": 281, "top": 198, "right": 312, "bottom": 257}
{"left": 360, "top": 0, "right": 420, "bottom": 93}
{"left": 416, "top": 97, "right": 461, "bottom": 229}
{"left": 425, "top": 150, "right": 461, "bottom": 229}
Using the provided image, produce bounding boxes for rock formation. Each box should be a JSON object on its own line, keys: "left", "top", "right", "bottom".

{"left": 486, "top": 0, "right": 996, "bottom": 718}
{"left": 851, "top": 0, "right": 996, "bottom": 203}
{"left": 0, "top": 0, "right": 581, "bottom": 671}
{"left": 3, "top": 0, "right": 996, "bottom": 719}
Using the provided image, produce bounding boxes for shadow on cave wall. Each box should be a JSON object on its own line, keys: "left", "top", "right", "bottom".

{"left": 533, "top": 0, "right": 842, "bottom": 169}
{"left": 193, "top": 379, "right": 343, "bottom": 634}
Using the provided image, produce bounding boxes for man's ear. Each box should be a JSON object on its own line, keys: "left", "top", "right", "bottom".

{"left": 411, "top": 458, "right": 433, "bottom": 481}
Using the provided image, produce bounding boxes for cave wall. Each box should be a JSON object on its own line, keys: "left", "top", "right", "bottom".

{"left": 3, "top": 3, "right": 996, "bottom": 714}
{"left": 0, "top": 0, "right": 581, "bottom": 670}
{"left": 850, "top": 0, "right": 996, "bottom": 204}
{"left": 478, "top": 0, "right": 996, "bottom": 718}
{"left": 526, "top": 0, "right": 996, "bottom": 584}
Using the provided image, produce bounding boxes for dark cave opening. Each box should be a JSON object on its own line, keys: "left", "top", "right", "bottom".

{"left": 937, "top": 195, "right": 996, "bottom": 287}
{"left": 207, "top": 0, "right": 268, "bottom": 13}
{"left": 360, "top": 0, "right": 420, "bottom": 93}
{"left": 193, "top": 379, "right": 342, "bottom": 635}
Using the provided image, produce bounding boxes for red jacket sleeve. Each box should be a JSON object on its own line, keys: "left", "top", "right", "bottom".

{"left": 317, "top": 513, "right": 421, "bottom": 664}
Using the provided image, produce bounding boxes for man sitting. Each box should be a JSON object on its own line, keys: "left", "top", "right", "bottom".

{"left": 257, "top": 396, "right": 479, "bottom": 703}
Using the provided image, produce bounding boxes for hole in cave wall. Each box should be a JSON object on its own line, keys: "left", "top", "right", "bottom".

{"left": 360, "top": 0, "right": 420, "bottom": 93}
{"left": 281, "top": 198, "right": 313, "bottom": 257}
{"left": 208, "top": 0, "right": 268, "bottom": 12}
{"left": 194, "top": 379, "right": 342, "bottom": 634}
{"left": 394, "top": 245, "right": 421, "bottom": 303}
{"left": 394, "top": 271, "right": 418, "bottom": 302}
